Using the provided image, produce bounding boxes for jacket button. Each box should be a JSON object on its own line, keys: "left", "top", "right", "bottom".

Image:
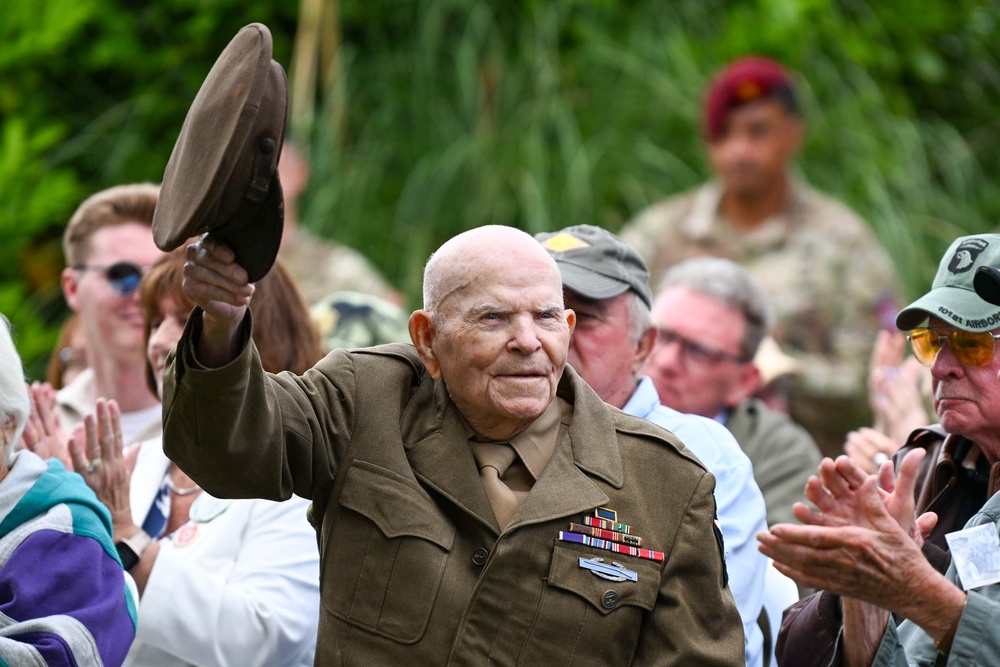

{"left": 601, "top": 590, "right": 619, "bottom": 609}
{"left": 472, "top": 548, "right": 489, "bottom": 566}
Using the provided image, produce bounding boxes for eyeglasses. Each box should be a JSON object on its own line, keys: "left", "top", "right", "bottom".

{"left": 907, "top": 327, "right": 1000, "bottom": 367}
{"left": 73, "top": 261, "right": 146, "bottom": 296}
{"left": 656, "top": 327, "right": 746, "bottom": 369}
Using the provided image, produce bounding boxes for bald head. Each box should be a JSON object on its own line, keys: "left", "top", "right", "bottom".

{"left": 409, "top": 225, "right": 575, "bottom": 440}
{"left": 423, "top": 225, "right": 562, "bottom": 316}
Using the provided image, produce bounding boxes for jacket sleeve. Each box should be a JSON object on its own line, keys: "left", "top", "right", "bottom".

{"left": 0, "top": 529, "right": 136, "bottom": 666}
{"left": 776, "top": 591, "right": 843, "bottom": 667}
{"left": 135, "top": 497, "right": 320, "bottom": 667}
{"left": 635, "top": 471, "right": 745, "bottom": 666}
{"left": 161, "top": 309, "right": 357, "bottom": 502}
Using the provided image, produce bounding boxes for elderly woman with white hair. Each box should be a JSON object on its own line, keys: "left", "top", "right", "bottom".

{"left": 0, "top": 315, "right": 136, "bottom": 665}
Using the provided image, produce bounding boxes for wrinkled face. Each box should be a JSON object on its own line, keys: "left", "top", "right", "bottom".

{"left": 147, "top": 298, "right": 188, "bottom": 397}
{"left": 647, "top": 286, "right": 750, "bottom": 418}
{"left": 926, "top": 317, "right": 1000, "bottom": 459}
{"left": 707, "top": 99, "right": 801, "bottom": 200}
{"left": 429, "top": 252, "right": 574, "bottom": 437}
{"left": 63, "top": 222, "right": 162, "bottom": 365}
{"left": 565, "top": 291, "right": 642, "bottom": 409}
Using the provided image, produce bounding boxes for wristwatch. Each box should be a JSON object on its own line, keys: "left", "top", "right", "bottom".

{"left": 115, "top": 529, "right": 152, "bottom": 571}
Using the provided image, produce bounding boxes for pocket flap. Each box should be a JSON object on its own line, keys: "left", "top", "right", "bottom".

{"left": 340, "top": 461, "right": 456, "bottom": 551}
{"left": 547, "top": 544, "right": 661, "bottom": 614}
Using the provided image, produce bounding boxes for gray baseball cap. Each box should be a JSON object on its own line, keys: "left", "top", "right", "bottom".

{"left": 536, "top": 225, "right": 652, "bottom": 308}
{"left": 896, "top": 234, "right": 1000, "bottom": 332}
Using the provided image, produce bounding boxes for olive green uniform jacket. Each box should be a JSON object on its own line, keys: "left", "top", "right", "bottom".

{"left": 725, "top": 398, "right": 822, "bottom": 527}
{"left": 162, "top": 314, "right": 744, "bottom": 666}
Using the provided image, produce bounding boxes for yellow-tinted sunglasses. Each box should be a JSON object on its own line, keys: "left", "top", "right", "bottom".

{"left": 907, "top": 327, "right": 1000, "bottom": 367}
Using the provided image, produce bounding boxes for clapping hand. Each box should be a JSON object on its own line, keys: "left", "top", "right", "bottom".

{"left": 67, "top": 398, "right": 141, "bottom": 536}
{"left": 19, "top": 382, "right": 71, "bottom": 470}
{"left": 758, "top": 449, "right": 936, "bottom": 606}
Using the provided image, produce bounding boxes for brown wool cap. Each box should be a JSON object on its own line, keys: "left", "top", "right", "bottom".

{"left": 152, "top": 23, "right": 288, "bottom": 282}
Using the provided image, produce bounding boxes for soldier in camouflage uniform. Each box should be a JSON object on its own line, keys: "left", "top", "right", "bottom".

{"left": 278, "top": 141, "right": 404, "bottom": 308}
{"left": 620, "top": 57, "right": 899, "bottom": 456}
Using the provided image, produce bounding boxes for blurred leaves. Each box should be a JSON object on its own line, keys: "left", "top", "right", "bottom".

{"left": 4, "top": 0, "right": 1000, "bottom": 376}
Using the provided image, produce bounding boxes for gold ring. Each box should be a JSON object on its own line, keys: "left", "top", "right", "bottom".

{"left": 85, "top": 457, "right": 103, "bottom": 473}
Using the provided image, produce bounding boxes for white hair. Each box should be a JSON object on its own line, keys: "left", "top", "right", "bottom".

{"left": 625, "top": 291, "right": 654, "bottom": 341}
{"left": 0, "top": 316, "right": 29, "bottom": 466}
{"left": 657, "top": 257, "right": 775, "bottom": 360}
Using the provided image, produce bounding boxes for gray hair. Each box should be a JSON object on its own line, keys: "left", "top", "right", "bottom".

{"left": 0, "top": 316, "right": 29, "bottom": 466}
{"left": 657, "top": 257, "right": 775, "bottom": 360}
{"left": 625, "top": 290, "right": 655, "bottom": 342}
{"left": 422, "top": 249, "right": 444, "bottom": 315}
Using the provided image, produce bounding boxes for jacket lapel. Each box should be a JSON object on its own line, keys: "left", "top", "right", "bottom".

{"left": 508, "top": 369, "right": 623, "bottom": 529}
{"left": 404, "top": 378, "right": 499, "bottom": 532}
{"left": 401, "top": 367, "right": 626, "bottom": 534}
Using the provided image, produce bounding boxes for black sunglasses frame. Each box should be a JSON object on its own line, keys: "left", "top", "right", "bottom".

{"left": 73, "top": 262, "right": 146, "bottom": 296}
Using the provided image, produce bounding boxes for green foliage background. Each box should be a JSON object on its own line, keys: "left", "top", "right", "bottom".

{"left": 4, "top": 0, "right": 1000, "bottom": 378}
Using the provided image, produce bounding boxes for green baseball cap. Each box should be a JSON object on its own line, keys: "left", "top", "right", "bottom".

{"left": 535, "top": 225, "right": 652, "bottom": 308}
{"left": 896, "top": 234, "right": 1000, "bottom": 332}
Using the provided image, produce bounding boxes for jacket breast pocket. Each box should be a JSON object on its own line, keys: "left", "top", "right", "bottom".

{"left": 521, "top": 544, "right": 662, "bottom": 661}
{"left": 324, "top": 460, "right": 456, "bottom": 644}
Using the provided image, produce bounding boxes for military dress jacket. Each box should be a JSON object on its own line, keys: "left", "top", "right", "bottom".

{"left": 162, "top": 313, "right": 744, "bottom": 666}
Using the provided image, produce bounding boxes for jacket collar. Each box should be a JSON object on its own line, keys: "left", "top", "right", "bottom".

{"left": 401, "top": 366, "right": 620, "bottom": 534}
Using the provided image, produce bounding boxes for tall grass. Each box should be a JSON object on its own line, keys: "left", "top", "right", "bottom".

{"left": 297, "top": 0, "right": 996, "bottom": 308}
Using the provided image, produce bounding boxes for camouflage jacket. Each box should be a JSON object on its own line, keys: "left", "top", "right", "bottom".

{"left": 621, "top": 178, "right": 900, "bottom": 452}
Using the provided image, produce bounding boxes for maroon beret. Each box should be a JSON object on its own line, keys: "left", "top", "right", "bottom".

{"left": 703, "top": 57, "right": 792, "bottom": 141}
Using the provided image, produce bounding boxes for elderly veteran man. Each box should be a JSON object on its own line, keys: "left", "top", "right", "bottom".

{"left": 648, "top": 257, "right": 821, "bottom": 528}
{"left": 620, "top": 56, "right": 899, "bottom": 457}
{"left": 762, "top": 234, "right": 1000, "bottom": 666}
{"left": 537, "top": 224, "right": 768, "bottom": 667}
{"left": 161, "top": 225, "right": 743, "bottom": 665}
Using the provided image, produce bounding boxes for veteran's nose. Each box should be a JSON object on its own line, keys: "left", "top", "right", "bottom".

{"left": 507, "top": 314, "right": 542, "bottom": 354}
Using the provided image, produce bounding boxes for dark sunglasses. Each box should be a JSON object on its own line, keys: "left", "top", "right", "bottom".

{"left": 74, "top": 261, "right": 146, "bottom": 296}
{"left": 907, "top": 327, "right": 1000, "bottom": 367}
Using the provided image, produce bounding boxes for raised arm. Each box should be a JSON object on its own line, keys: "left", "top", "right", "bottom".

{"left": 181, "top": 236, "right": 254, "bottom": 367}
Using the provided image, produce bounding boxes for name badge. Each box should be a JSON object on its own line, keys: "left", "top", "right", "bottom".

{"left": 945, "top": 523, "right": 1000, "bottom": 591}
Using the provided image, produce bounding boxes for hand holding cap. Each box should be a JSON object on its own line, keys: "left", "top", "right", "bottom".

{"left": 152, "top": 23, "right": 288, "bottom": 282}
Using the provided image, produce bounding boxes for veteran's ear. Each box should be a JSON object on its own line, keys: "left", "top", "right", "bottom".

{"left": 409, "top": 310, "right": 441, "bottom": 380}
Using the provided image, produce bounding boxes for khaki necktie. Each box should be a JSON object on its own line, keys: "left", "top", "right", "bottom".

{"left": 470, "top": 441, "right": 532, "bottom": 529}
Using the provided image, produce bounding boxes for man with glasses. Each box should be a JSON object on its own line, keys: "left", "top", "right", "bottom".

{"left": 57, "top": 184, "right": 163, "bottom": 447}
{"left": 537, "top": 225, "right": 769, "bottom": 667}
{"left": 620, "top": 57, "right": 899, "bottom": 459}
{"left": 647, "top": 257, "right": 821, "bottom": 528}
{"left": 771, "top": 233, "right": 1000, "bottom": 666}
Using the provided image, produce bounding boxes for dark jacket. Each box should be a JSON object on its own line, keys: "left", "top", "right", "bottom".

{"left": 776, "top": 425, "right": 999, "bottom": 666}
